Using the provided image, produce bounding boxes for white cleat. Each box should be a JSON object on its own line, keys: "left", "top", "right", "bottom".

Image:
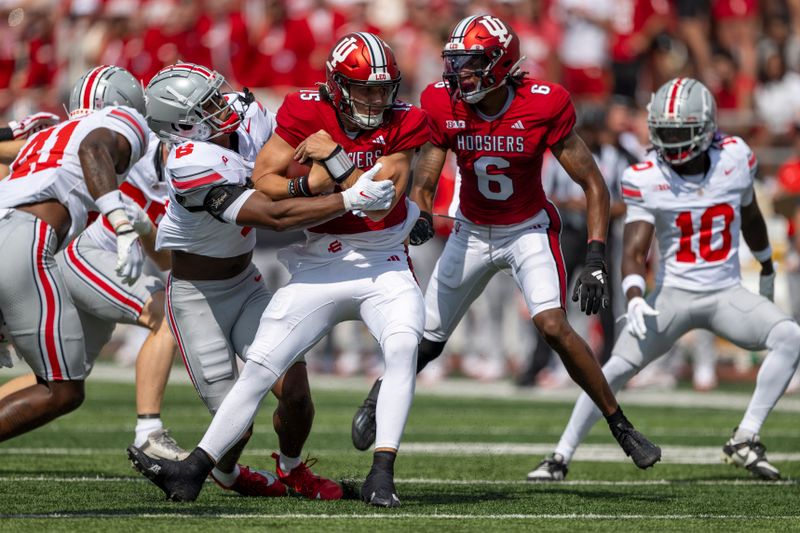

{"left": 527, "top": 453, "right": 568, "bottom": 482}
{"left": 722, "top": 433, "right": 780, "bottom": 481}
{"left": 139, "top": 428, "right": 189, "bottom": 461}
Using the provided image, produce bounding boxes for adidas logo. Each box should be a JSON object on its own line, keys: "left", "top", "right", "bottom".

{"left": 372, "top": 135, "right": 386, "bottom": 145}
{"left": 387, "top": 255, "right": 401, "bottom": 262}
{"left": 511, "top": 120, "right": 524, "bottom": 130}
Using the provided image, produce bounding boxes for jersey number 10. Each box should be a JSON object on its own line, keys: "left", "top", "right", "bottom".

{"left": 675, "top": 203, "right": 734, "bottom": 263}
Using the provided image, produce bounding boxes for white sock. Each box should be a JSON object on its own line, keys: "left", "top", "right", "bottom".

{"left": 134, "top": 417, "right": 163, "bottom": 447}
{"left": 211, "top": 464, "right": 241, "bottom": 488}
{"left": 279, "top": 454, "right": 301, "bottom": 473}
{"left": 738, "top": 321, "right": 800, "bottom": 435}
{"left": 198, "top": 360, "right": 279, "bottom": 461}
{"left": 733, "top": 427, "right": 756, "bottom": 443}
{"left": 555, "top": 356, "right": 639, "bottom": 463}
{"left": 375, "top": 331, "right": 418, "bottom": 450}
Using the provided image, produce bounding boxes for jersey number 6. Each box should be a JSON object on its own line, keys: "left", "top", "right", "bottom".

{"left": 475, "top": 156, "right": 513, "bottom": 201}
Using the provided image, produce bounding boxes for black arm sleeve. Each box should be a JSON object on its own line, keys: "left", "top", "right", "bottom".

{"left": 0, "top": 127, "right": 14, "bottom": 142}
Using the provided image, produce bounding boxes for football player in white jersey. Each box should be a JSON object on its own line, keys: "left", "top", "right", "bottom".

{"left": 529, "top": 78, "right": 800, "bottom": 481}
{"left": 0, "top": 65, "right": 149, "bottom": 441}
{"left": 129, "top": 34, "right": 426, "bottom": 508}
{"left": 0, "top": 80, "right": 183, "bottom": 457}
{"left": 126, "top": 63, "right": 394, "bottom": 500}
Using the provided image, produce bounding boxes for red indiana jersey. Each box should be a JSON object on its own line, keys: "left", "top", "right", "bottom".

{"left": 275, "top": 89, "right": 429, "bottom": 234}
{"left": 422, "top": 78, "right": 576, "bottom": 225}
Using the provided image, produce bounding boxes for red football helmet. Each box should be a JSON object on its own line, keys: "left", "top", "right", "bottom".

{"left": 324, "top": 32, "right": 401, "bottom": 130}
{"left": 442, "top": 15, "right": 524, "bottom": 103}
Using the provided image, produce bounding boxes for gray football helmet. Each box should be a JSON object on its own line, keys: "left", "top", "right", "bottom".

{"left": 68, "top": 65, "right": 145, "bottom": 118}
{"left": 145, "top": 63, "right": 246, "bottom": 143}
{"left": 647, "top": 77, "right": 717, "bottom": 166}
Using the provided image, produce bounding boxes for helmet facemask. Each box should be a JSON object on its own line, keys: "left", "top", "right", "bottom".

{"left": 162, "top": 77, "right": 247, "bottom": 143}
{"left": 334, "top": 73, "right": 400, "bottom": 130}
{"left": 648, "top": 119, "right": 714, "bottom": 166}
{"left": 442, "top": 50, "right": 502, "bottom": 104}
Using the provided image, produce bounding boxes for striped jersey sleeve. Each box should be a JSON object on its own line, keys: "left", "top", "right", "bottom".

{"left": 165, "top": 141, "right": 250, "bottom": 207}
{"left": 101, "top": 106, "right": 149, "bottom": 171}
{"left": 621, "top": 164, "right": 655, "bottom": 225}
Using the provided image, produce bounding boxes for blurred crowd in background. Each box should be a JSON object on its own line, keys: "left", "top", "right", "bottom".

{"left": 2, "top": 0, "right": 800, "bottom": 391}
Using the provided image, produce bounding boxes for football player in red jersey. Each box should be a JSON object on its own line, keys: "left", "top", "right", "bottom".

{"left": 127, "top": 33, "right": 426, "bottom": 507}
{"left": 350, "top": 15, "right": 662, "bottom": 471}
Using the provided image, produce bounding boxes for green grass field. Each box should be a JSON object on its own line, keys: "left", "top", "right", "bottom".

{"left": 0, "top": 375, "right": 798, "bottom": 532}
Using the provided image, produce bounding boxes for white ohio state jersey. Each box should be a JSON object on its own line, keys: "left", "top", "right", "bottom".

{"left": 622, "top": 136, "right": 757, "bottom": 292}
{"left": 0, "top": 106, "right": 149, "bottom": 249}
{"left": 156, "top": 99, "right": 276, "bottom": 258}
{"left": 83, "top": 132, "right": 168, "bottom": 252}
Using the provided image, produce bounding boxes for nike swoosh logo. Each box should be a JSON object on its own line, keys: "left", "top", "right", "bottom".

{"left": 359, "top": 192, "right": 372, "bottom": 199}
{"left": 724, "top": 167, "right": 734, "bottom": 175}
{"left": 254, "top": 274, "right": 262, "bottom": 282}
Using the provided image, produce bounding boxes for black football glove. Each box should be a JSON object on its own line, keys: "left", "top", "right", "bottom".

{"left": 409, "top": 211, "right": 434, "bottom": 246}
{"left": 571, "top": 240, "right": 610, "bottom": 315}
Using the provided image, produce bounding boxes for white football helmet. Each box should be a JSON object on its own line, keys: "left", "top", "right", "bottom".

{"left": 647, "top": 77, "right": 717, "bottom": 166}
{"left": 145, "top": 63, "right": 248, "bottom": 143}
{"left": 68, "top": 65, "right": 145, "bottom": 118}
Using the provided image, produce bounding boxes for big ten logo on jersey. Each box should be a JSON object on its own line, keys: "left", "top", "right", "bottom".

{"left": 327, "top": 36, "right": 358, "bottom": 70}
{"left": 478, "top": 16, "right": 512, "bottom": 48}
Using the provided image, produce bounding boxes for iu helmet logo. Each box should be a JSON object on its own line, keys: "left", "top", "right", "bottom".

{"left": 327, "top": 36, "right": 359, "bottom": 71}
{"left": 477, "top": 16, "right": 512, "bottom": 49}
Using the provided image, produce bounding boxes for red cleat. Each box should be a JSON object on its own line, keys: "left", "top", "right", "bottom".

{"left": 272, "top": 452, "right": 343, "bottom": 500}
{"left": 212, "top": 464, "right": 288, "bottom": 497}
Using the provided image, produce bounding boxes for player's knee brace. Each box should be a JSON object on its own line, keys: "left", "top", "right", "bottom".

{"left": 416, "top": 338, "right": 446, "bottom": 373}
{"left": 766, "top": 320, "right": 800, "bottom": 368}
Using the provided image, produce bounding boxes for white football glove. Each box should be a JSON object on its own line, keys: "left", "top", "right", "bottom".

{"left": 123, "top": 198, "right": 153, "bottom": 236}
{"left": 341, "top": 163, "right": 395, "bottom": 212}
{"left": 626, "top": 296, "right": 659, "bottom": 340}
{"left": 115, "top": 224, "right": 144, "bottom": 286}
{"left": 9, "top": 112, "right": 60, "bottom": 139}
{"left": 760, "top": 271, "right": 776, "bottom": 302}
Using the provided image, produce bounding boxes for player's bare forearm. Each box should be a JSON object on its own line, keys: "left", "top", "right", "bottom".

{"left": 741, "top": 197, "right": 773, "bottom": 272}
{"left": 252, "top": 134, "right": 299, "bottom": 200}
{"left": 621, "top": 221, "right": 655, "bottom": 300}
{"left": 0, "top": 140, "right": 24, "bottom": 165}
{"left": 410, "top": 142, "right": 447, "bottom": 214}
{"left": 551, "top": 131, "right": 610, "bottom": 242}
{"left": 138, "top": 229, "right": 171, "bottom": 271}
{"left": 236, "top": 191, "right": 345, "bottom": 232}
{"left": 79, "top": 129, "right": 132, "bottom": 200}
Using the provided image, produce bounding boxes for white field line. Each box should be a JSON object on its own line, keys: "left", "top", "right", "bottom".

{"left": 0, "top": 475, "right": 795, "bottom": 486}
{"left": 7, "top": 363, "right": 800, "bottom": 413}
{"left": 0, "top": 512, "right": 797, "bottom": 520}
{"left": 1, "top": 443, "right": 800, "bottom": 464}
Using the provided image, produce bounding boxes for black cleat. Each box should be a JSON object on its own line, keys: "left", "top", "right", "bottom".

{"left": 351, "top": 379, "right": 381, "bottom": 451}
{"left": 127, "top": 445, "right": 207, "bottom": 501}
{"left": 608, "top": 414, "right": 661, "bottom": 469}
{"left": 360, "top": 468, "right": 400, "bottom": 508}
